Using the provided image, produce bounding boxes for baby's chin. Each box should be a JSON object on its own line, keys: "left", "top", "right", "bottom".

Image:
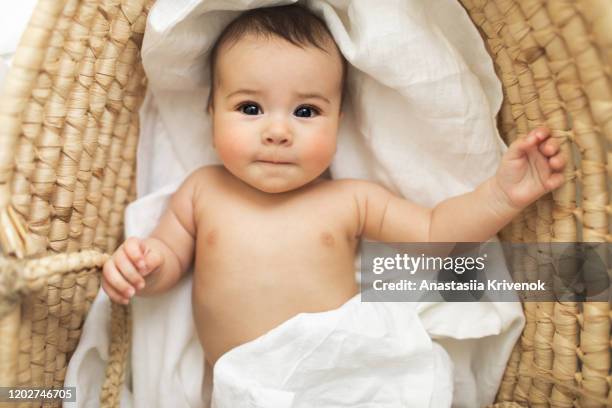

{"left": 244, "top": 170, "right": 322, "bottom": 194}
{"left": 247, "top": 177, "right": 310, "bottom": 194}
{"left": 224, "top": 162, "right": 326, "bottom": 193}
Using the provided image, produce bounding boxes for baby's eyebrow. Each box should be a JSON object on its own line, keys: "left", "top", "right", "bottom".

{"left": 225, "top": 89, "right": 330, "bottom": 105}
{"left": 295, "top": 92, "right": 331, "bottom": 105}
{"left": 226, "top": 89, "right": 261, "bottom": 99}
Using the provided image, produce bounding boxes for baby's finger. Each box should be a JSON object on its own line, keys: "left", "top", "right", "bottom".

{"left": 545, "top": 172, "right": 565, "bottom": 191}
{"left": 142, "top": 248, "right": 164, "bottom": 277}
{"left": 102, "top": 279, "right": 130, "bottom": 305}
{"left": 123, "top": 237, "right": 146, "bottom": 270}
{"left": 116, "top": 250, "right": 146, "bottom": 290}
{"left": 531, "top": 126, "right": 551, "bottom": 141}
{"left": 103, "top": 259, "right": 135, "bottom": 299}
{"left": 539, "top": 137, "right": 560, "bottom": 157}
{"left": 505, "top": 136, "right": 534, "bottom": 160}
{"left": 506, "top": 127, "right": 552, "bottom": 160}
{"left": 549, "top": 152, "right": 566, "bottom": 171}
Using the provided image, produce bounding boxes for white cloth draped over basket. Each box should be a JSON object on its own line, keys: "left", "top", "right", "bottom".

{"left": 22, "top": 0, "right": 525, "bottom": 406}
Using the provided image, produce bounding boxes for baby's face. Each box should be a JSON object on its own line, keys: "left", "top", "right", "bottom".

{"left": 209, "top": 34, "right": 344, "bottom": 193}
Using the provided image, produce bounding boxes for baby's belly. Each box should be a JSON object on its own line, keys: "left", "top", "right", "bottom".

{"left": 191, "top": 257, "right": 358, "bottom": 366}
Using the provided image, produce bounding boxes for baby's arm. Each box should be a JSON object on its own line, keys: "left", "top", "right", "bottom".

{"left": 137, "top": 172, "right": 198, "bottom": 296}
{"left": 352, "top": 127, "right": 566, "bottom": 242}
{"left": 102, "top": 170, "right": 199, "bottom": 303}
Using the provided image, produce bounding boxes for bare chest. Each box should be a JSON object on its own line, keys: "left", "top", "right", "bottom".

{"left": 196, "top": 203, "right": 354, "bottom": 263}
{"left": 190, "top": 176, "right": 360, "bottom": 290}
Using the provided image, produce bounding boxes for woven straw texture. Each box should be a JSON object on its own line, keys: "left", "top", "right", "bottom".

{"left": 462, "top": 0, "right": 612, "bottom": 406}
{"left": 0, "top": 0, "right": 150, "bottom": 407}
{"left": 0, "top": 0, "right": 610, "bottom": 407}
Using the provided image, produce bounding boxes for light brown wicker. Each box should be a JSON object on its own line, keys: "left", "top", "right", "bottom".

{"left": 0, "top": 0, "right": 610, "bottom": 407}
{"left": 0, "top": 1, "right": 150, "bottom": 407}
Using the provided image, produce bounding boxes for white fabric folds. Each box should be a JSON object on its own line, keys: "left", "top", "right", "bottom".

{"left": 59, "top": 0, "right": 525, "bottom": 407}
{"left": 212, "top": 294, "right": 455, "bottom": 407}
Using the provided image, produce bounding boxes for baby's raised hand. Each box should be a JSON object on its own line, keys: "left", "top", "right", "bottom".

{"left": 102, "top": 236, "right": 164, "bottom": 304}
{"left": 495, "top": 127, "right": 567, "bottom": 210}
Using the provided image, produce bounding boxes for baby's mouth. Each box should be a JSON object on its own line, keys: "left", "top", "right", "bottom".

{"left": 255, "top": 159, "right": 294, "bottom": 165}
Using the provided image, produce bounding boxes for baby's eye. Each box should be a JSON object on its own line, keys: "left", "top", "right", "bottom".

{"left": 294, "top": 105, "right": 319, "bottom": 118}
{"left": 239, "top": 103, "right": 262, "bottom": 115}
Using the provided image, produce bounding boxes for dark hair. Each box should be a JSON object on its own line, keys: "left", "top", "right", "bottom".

{"left": 206, "top": 4, "right": 348, "bottom": 112}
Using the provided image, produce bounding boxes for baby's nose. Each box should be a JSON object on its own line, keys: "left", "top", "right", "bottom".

{"left": 262, "top": 125, "right": 293, "bottom": 146}
{"left": 264, "top": 134, "right": 291, "bottom": 146}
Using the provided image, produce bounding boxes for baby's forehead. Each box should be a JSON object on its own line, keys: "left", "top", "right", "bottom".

{"left": 214, "top": 33, "right": 343, "bottom": 84}
{"left": 216, "top": 32, "right": 341, "bottom": 67}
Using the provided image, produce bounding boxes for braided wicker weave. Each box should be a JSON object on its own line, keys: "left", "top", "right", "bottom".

{"left": 0, "top": 1, "right": 150, "bottom": 407}
{"left": 0, "top": 0, "right": 610, "bottom": 407}
{"left": 461, "top": 1, "right": 612, "bottom": 406}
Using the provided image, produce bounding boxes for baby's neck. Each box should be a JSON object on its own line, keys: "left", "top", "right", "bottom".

{"left": 230, "top": 171, "right": 329, "bottom": 202}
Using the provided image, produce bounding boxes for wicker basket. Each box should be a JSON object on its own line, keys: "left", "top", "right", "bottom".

{"left": 0, "top": 0, "right": 610, "bottom": 407}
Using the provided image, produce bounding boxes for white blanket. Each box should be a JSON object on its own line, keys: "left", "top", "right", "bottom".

{"left": 0, "top": 0, "right": 525, "bottom": 406}
{"left": 212, "top": 292, "right": 455, "bottom": 407}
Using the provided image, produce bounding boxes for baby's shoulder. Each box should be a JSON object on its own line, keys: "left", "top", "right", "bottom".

{"left": 327, "top": 178, "right": 389, "bottom": 197}
{"left": 188, "top": 164, "right": 227, "bottom": 180}
{"left": 172, "top": 165, "right": 228, "bottom": 203}
{"left": 313, "top": 178, "right": 392, "bottom": 212}
{"left": 182, "top": 164, "right": 229, "bottom": 189}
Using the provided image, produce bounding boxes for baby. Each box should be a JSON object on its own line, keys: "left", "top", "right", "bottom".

{"left": 102, "top": 4, "right": 565, "bottom": 372}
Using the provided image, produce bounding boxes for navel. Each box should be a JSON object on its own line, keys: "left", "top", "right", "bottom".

{"left": 320, "top": 231, "right": 335, "bottom": 247}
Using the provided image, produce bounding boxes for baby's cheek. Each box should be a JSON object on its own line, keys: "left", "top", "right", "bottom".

{"left": 301, "top": 133, "right": 337, "bottom": 167}
{"left": 215, "top": 130, "right": 252, "bottom": 163}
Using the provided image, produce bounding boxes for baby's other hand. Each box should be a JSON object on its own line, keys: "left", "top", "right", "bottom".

{"left": 102, "top": 236, "right": 164, "bottom": 304}
{"left": 495, "top": 127, "right": 567, "bottom": 210}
